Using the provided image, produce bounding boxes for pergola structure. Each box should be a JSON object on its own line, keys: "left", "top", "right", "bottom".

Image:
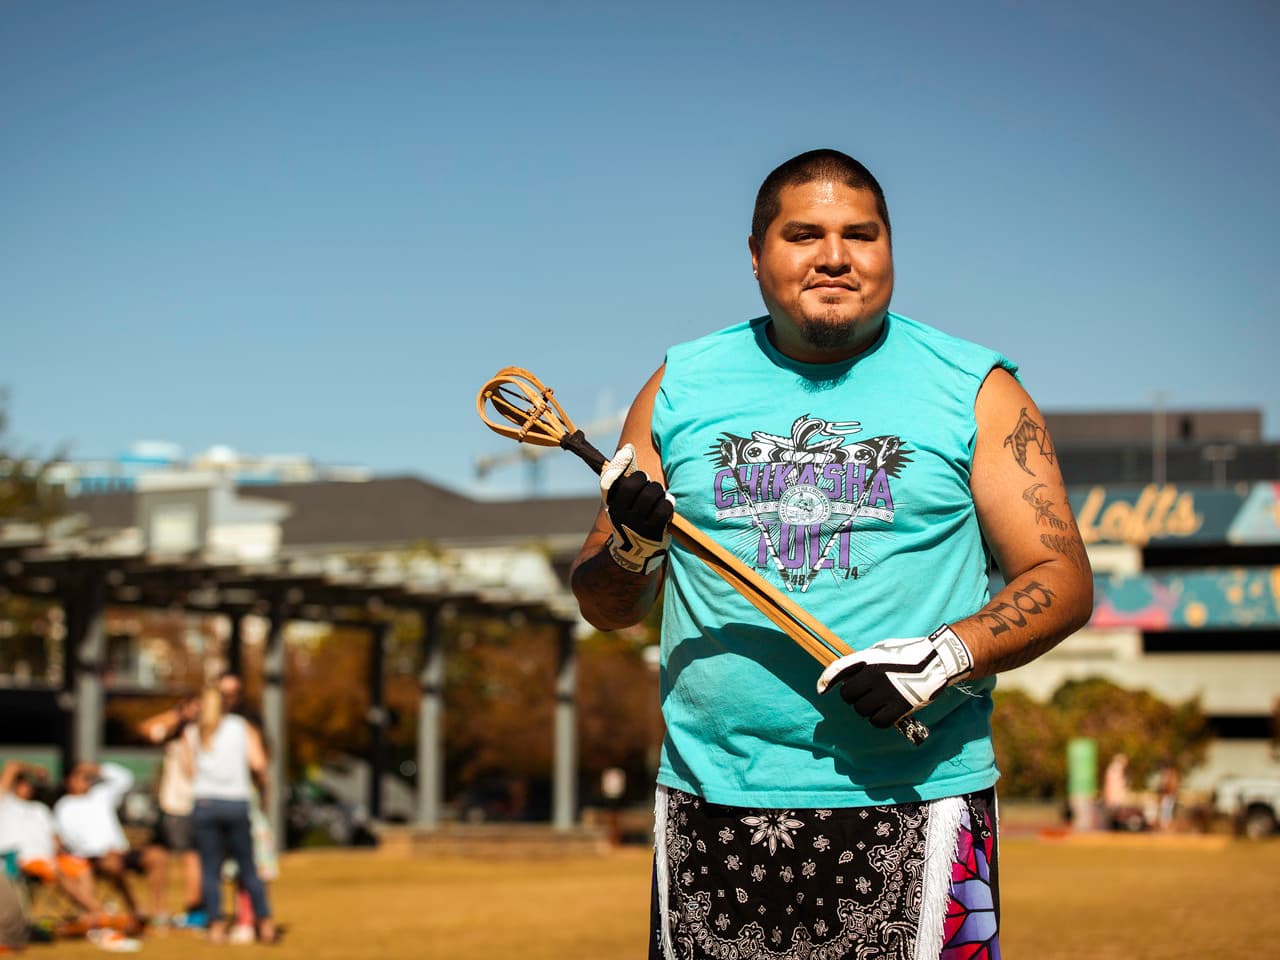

{"left": 0, "top": 482, "right": 591, "bottom": 841}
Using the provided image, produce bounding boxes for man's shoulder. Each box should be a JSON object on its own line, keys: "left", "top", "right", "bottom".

{"left": 25, "top": 800, "right": 53, "bottom": 823}
{"left": 231, "top": 709, "right": 262, "bottom": 731}
{"left": 887, "top": 313, "right": 1015, "bottom": 377}
{"left": 665, "top": 316, "right": 765, "bottom": 364}
{"left": 889, "top": 312, "right": 991, "bottom": 351}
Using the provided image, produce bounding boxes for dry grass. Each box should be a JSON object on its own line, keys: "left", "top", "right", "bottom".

{"left": 1002, "top": 836, "right": 1280, "bottom": 959}
{"left": 35, "top": 834, "right": 1280, "bottom": 959}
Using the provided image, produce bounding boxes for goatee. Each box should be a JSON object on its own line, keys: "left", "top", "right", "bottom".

{"left": 798, "top": 317, "right": 857, "bottom": 351}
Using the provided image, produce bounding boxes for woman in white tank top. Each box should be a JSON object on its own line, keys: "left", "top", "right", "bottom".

{"left": 185, "top": 686, "right": 277, "bottom": 944}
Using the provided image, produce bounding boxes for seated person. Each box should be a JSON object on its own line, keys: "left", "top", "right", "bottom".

{"left": 0, "top": 876, "right": 25, "bottom": 956}
{"left": 0, "top": 760, "right": 100, "bottom": 917}
{"left": 53, "top": 762, "right": 162, "bottom": 931}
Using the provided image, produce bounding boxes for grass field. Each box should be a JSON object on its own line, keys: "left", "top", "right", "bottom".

{"left": 32, "top": 834, "right": 1280, "bottom": 959}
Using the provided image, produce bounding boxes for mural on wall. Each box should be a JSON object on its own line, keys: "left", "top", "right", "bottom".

{"left": 1229, "top": 482, "right": 1280, "bottom": 544}
{"left": 1061, "top": 483, "right": 1280, "bottom": 628}
{"left": 1090, "top": 566, "right": 1280, "bottom": 630}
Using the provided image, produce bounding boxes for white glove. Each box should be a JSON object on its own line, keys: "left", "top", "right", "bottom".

{"left": 600, "top": 444, "right": 674, "bottom": 576}
{"left": 816, "top": 625, "right": 974, "bottom": 728}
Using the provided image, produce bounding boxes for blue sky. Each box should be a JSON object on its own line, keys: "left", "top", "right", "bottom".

{"left": 3, "top": 1, "right": 1277, "bottom": 498}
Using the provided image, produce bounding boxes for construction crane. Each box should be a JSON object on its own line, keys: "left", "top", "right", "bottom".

{"left": 474, "top": 408, "right": 626, "bottom": 496}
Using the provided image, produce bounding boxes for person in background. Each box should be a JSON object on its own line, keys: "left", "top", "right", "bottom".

{"left": 1156, "top": 759, "right": 1181, "bottom": 831}
{"left": 0, "top": 875, "right": 26, "bottom": 956}
{"left": 0, "top": 761, "right": 99, "bottom": 919}
{"left": 184, "top": 686, "right": 278, "bottom": 945}
{"left": 138, "top": 696, "right": 203, "bottom": 927}
{"left": 214, "top": 671, "right": 278, "bottom": 942}
{"left": 52, "top": 761, "right": 162, "bottom": 933}
{"left": 218, "top": 672, "right": 263, "bottom": 731}
{"left": 1102, "top": 753, "right": 1131, "bottom": 829}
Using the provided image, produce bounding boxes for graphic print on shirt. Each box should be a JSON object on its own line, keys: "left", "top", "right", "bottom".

{"left": 707, "top": 414, "right": 911, "bottom": 592}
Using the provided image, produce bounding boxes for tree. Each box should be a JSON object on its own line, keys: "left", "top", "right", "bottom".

{"left": 274, "top": 607, "right": 667, "bottom": 812}
{"left": 284, "top": 623, "right": 383, "bottom": 770}
{"left": 990, "top": 689, "right": 1068, "bottom": 799}
{"left": 1051, "top": 677, "right": 1211, "bottom": 789}
{"left": 0, "top": 389, "right": 64, "bottom": 525}
{"left": 991, "top": 678, "right": 1212, "bottom": 799}
{"left": 441, "top": 617, "right": 559, "bottom": 785}
{"left": 577, "top": 631, "right": 662, "bottom": 802}
{"left": 0, "top": 391, "right": 67, "bottom": 690}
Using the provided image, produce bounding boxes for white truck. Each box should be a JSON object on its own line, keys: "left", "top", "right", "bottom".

{"left": 1213, "top": 775, "right": 1280, "bottom": 839}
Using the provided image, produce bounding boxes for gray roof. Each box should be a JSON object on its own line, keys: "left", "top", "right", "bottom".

{"left": 65, "top": 406, "right": 1280, "bottom": 556}
{"left": 69, "top": 476, "right": 600, "bottom": 554}
{"left": 1045, "top": 409, "right": 1262, "bottom": 444}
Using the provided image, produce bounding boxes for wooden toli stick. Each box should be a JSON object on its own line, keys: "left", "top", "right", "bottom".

{"left": 478, "top": 367, "right": 929, "bottom": 745}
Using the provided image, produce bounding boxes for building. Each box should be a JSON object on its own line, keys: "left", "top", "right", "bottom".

{"left": 0, "top": 472, "right": 597, "bottom": 840}
{"left": 1010, "top": 407, "right": 1280, "bottom": 790}
{"left": 45, "top": 442, "right": 371, "bottom": 496}
{"left": 5, "top": 406, "right": 1279, "bottom": 805}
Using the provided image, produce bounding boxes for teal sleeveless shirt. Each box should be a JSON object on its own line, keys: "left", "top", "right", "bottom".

{"left": 651, "top": 312, "right": 1016, "bottom": 807}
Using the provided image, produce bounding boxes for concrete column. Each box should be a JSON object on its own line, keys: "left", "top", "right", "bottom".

{"left": 366, "top": 619, "right": 392, "bottom": 821}
{"left": 225, "top": 611, "right": 245, "bottom": 675}
{"left": 416, "top": 603, "right": 446, "bottom": 828}
{"left": 552, "top": 619, "right": 577, "bottom": 831}
{"left": 262, "top": 592, "right": 292, "bottom": 845}
{"left": 68, "top": 569, "right": 107, "bottom": 766}
{"left": 59, "top": 580, "right": 83, "bottom": 776}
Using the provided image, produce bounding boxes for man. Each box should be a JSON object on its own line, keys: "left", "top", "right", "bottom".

{"left": 218, "top": 673, "right": 249, "bottom": 720}
{"left": 53, "top": 762, "right": 161, "bottom": 931}
{"left": 219, "top": 672, "right": 267, "bottom": 750}
{"left": 571, "top": 149, "right": 1093, "bottom": 959}
{"left": 0, "top": 760, "right": 100, "bottom": 918}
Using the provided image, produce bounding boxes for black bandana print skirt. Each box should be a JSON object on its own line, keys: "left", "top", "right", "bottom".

{"left": 651, "top": 786, "right": 999, "bottom": 960}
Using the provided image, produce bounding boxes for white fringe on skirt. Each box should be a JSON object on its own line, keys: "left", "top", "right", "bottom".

{"left": 654, "top": 785, "right": 676, "bottom": 960}
{"left": 914, "top": 795, "right": 965, "bottom": 960}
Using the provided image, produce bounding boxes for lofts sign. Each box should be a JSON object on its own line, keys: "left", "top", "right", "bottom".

{"left": 1068, "top": 482, "right": 1280, "bottom": 546}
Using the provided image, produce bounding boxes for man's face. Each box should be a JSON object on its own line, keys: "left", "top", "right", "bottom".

{"left": 749, "top": 179, "right": 894, "bottom": 362}
{"left": 65, "top": 766, "right": 92, "bottom": 795}
{"left": 219, "top": 676, "right": 242, "bottom": 709}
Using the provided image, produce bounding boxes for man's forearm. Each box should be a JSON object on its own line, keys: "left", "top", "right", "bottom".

{"left": 97, "top": 761, "right": 135, "bottom": 799}
{"left": 952, "top": 560, "right": 1094, "bottom": 678}
{"left": 140, "top": 706, "right": 180, "bottom": 742}
{"left": 0, "top": 760, "right": 23, "bottom": 793}
{"left": 571, "top": 545, "right": 663, "bottom": 631}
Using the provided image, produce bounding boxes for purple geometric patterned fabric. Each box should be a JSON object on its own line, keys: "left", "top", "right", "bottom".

{"left": 940, "top": 796, "right": 1000, "bottom": 959}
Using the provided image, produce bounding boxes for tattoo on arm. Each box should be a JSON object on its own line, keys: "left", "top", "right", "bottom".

{"left": 593, "top": 576, "right": 660, "bottom": 623}
{"left": 1003, "top": 408, "right": 1055, "bottom": 476}
{"left": 1020, "top": 482, "right": 1089, "bottom": 570}
{"left": 1041, "top": 533, "right": 1089, "bottom": 570}
{"left": 571, "top": 546, "right": 662, "bottom": 628}
{"left": 976, "top": 580, "right": 1057, "bottom": 638}
{"left": 1022, "top": 483, "right": 1069, "bottom": 529}
{"left": 984, "top": 631, "right": 1063, "bottom": 674}
{"left": 973, "top": 577, "right": 1088, "bottom": 671}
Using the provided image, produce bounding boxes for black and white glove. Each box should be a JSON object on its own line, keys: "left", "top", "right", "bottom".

{"left": 600, "top": 443, "right": 674, "bottom": 576}
{"left": 815, "top": 625, "right": 974, "bottom": 728}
